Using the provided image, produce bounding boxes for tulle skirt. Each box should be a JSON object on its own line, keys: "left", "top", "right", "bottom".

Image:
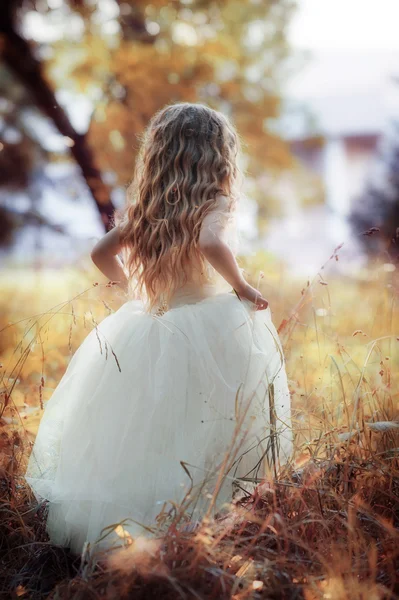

{"left": 25, "top": 287, "right": 292, "bottom": 554}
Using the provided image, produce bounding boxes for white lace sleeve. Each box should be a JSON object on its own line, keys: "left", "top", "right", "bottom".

{"left": 199, "top": 195, "right": 239, "bottom": 291}
{"left": 200, "top": 195, "right": 237, "bottom": 252}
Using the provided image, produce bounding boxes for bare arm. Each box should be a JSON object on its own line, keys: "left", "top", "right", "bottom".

{"left": 90, "top": 227, "right": 128, "bottom": 293}
{"left": 199, "top": 204, "right": 268, "bottom": 310}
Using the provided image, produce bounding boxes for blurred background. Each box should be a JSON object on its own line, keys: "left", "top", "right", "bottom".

{"left": 1, "top": 0, "right": 398, "bottom": 272}
{"left": 0, "top": 0, "right": 398, "bottom": 442}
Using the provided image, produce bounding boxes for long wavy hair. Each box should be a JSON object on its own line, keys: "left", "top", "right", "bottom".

{"left": 118, "top": 103, "right": 241, "bottom": 309}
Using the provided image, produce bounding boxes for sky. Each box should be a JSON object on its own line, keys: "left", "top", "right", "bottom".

{"left": 287, "top": 0, "right": 399, "bottom": 99}
{"left": 289, "top": 0, "right": 399, "bottom": 52}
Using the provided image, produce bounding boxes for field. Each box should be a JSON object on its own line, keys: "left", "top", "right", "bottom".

{"left": 0, "top": 248, "right": 398, "bottom": 599}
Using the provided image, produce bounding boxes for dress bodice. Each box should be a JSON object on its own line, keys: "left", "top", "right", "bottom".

{"left": 169, "top": 282, "right": 219, "bottom": 308}
{"left": 153, "top": 259, "right": 226, "bottom": 315}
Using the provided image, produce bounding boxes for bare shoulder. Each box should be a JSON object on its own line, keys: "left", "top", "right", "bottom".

{"left": 91, "top": 226, "right": 123, "bottom": 258}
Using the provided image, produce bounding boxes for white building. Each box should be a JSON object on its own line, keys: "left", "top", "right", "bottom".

{"left": 262, "top": 50, "right": 399, "bottom": 273}
{"left": 289, "top": 90, "right": 388, "bottom": 217}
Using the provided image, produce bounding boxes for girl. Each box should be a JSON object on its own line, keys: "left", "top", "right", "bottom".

{"left": 26, "top": 103, "right": 292, "bottom": 555}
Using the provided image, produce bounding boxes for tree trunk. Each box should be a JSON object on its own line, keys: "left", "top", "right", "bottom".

{"left": 0, "top": 1, "right": 115, "bottom": 231}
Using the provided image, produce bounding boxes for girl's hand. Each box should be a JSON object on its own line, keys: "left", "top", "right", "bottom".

{"left": 235, "top": 282, "right": 269, "bottom": 310}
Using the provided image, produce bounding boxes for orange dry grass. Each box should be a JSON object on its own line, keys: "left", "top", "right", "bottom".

{"left": 0, "top": 250, "right": 398, "bottom": 599}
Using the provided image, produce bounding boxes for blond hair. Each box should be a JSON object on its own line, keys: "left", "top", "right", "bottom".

{"left": 118, "top": 103, "right": 240, "bottom": 309}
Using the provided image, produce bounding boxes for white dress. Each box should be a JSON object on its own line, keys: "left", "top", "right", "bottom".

{"left": 25, "top": 205, "right": 292, "bottom": 555}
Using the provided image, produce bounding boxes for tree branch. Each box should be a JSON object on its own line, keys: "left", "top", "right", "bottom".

{"left": 0, "top": 0, "right": 115, "bottom": 231}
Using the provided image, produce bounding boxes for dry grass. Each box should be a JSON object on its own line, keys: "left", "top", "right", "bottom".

{"left": 0, "top": 247, "right": 398, "bottom": 599}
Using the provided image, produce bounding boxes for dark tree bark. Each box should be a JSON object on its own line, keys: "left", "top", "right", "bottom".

{"left": 0, "top": 0, "right": 115, "bottom": 231}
